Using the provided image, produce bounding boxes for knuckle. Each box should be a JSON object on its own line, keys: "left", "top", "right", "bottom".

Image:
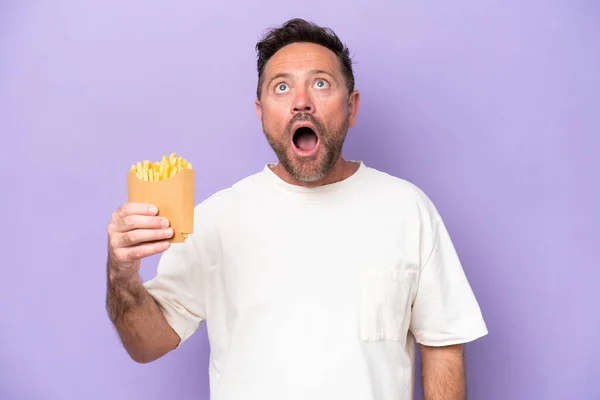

{"left": 116, "top": 204, "right": 126, "bottom": 216}
{"left": 112, "top": 248, "right": 127, "bottom": 263}
{"left": 116, "top": 249, "right": 127, "bottom": 262}
{"left": 124, "top": 231, "right": 137, "bottom": 245}
{"left": 122, "top": 215, "right": 135, "bottom": 229}
{"left": 108, "top": 234, "right": 122, "bottom": 250}
{"left": 117, "top": 203, "right": 131, "bottom": 219}
{"left": 109, "top": 216, "right": 120, "bottom": 230}
{"left": 131, "top": 247, "right": 145, "bottom": 260}
{"left": 109, "top": 215, "right": 118, "bottom": 230}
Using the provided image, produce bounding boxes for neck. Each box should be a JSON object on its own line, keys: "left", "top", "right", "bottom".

{"left": 270, "top": 156, "right": 359, "bottom": 188}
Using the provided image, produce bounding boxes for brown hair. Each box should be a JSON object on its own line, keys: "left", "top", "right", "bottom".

{"left": 255, "top": 18, "right": 355, "bottom": 99}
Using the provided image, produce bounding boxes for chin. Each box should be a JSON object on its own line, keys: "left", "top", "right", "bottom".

{"left": 296, "top": 172, "right": 327, "bottom": 183}
{"left": 285, "top": 152, "right": 333, "bottom": 183}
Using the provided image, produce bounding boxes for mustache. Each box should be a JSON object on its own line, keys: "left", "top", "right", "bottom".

{"left": 287, "top": 113, "right": 324, "bottom": 135}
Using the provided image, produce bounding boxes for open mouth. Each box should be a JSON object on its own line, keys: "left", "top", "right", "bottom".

{"left": 292, "top": 126, "right": 319, "bottom": 154}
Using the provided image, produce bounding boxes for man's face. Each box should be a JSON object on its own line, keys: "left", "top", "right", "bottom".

{"left": 255, "top": 42, "right": 360, "bottom": 183}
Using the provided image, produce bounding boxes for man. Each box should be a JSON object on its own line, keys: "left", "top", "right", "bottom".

{"left": 106, "top": 18, "right": 488, "bottom": 400}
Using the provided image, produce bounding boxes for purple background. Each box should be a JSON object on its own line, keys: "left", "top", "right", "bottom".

{"left": 1, "top": 1, "right": 598, "bottom": 399}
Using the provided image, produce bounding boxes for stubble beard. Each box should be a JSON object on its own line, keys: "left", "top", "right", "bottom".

{"left": 262, "top": 112, "right": 350, "bottom": 183}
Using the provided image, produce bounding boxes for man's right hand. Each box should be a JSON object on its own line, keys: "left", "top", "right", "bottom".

{"left": 107, "top": 202, "right": 174, "bottom": 281}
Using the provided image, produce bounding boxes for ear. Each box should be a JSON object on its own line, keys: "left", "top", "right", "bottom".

{"left": 255, "top": 98, "right": 263, "bottom": 121}
{"left": 347, "top": 90, "right": 360, "bottom": 128}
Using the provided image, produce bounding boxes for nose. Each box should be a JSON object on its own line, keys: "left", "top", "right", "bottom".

{"left": 291, "top": 88, "right": 314, "bottom": 114}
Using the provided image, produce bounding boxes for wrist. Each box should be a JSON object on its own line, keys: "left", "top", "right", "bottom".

{"left": 109, "top": 271, "right": 141, "bottom": 286}
{"left": 107, "top": 261, "right": 142, "bottom": 287}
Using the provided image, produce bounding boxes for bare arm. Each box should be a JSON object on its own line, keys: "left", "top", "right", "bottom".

{"left": 420, "top": 344, "right": 466, "bottom": 400}
{"left": 105, "top": 202, "right": 181, "bottom": 363}
{"left": 106, "top": 262, "right": 180, "bottom": 363}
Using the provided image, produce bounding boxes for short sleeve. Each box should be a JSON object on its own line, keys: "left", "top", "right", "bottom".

{"left": 410, "top": 218, "right": 488, "bottom": 346}
{"left": 143, "top": 207, "right": 210, "bottom": 346}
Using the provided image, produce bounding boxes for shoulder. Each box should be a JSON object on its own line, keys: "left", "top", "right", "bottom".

{"left": 193, "top": 168, "right": 267, "bottom": 217}
{"left": 361, "top": 165, "right": 440, "bottom": 219}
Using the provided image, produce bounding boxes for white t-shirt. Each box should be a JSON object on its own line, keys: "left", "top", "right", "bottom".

{"left": 143, "top": 161, "right": 488, "bottom": 400}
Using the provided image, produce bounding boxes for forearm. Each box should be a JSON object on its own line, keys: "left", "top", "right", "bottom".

{"left": 420, "top": 344, "right": 466, "bottom": 400}
{"left": 106, "top": 265, "right": 180, "bottom": 363}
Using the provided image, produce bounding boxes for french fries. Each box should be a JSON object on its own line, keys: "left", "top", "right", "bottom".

{"left": 129, "top": 152, "right": 193, "bottom": 182}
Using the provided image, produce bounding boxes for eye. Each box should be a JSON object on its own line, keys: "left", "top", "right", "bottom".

{"left": 314, "top": 79, "right": 329, "bottom": 89}
{"left": 275, "top": 83, "right": 289, "bottom": 93}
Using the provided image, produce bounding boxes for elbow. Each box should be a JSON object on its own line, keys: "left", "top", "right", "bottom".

{"left": 127, "top": 348, "right": 164, "bottom": 364}
{"left": 129, "top": 352, "right": 155, "bottom": 364}
{"left": 126, "top": 340, "right": 179, "bottom": 364}
{"left": 130, "top": 354, "right": 155, "bottom": 364}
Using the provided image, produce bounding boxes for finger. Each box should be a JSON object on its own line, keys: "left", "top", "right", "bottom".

{"left": 117, "top": 214, "right": 170, "bottom": 233}
{"left": 114, "top": 241, "right": 171, "bottom": 263}
{"left": 115, "top": 202, "right": 159, "bottom": 219}
{"left": 119, "top": 227, "right": 174, "bottom": 247}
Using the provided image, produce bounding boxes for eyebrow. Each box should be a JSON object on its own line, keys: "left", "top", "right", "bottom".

{"left": 266, "top": 69, "right": 335, "bottom": 88}
{"left": 267, "top": 72, "right": 292, "bottom": 88}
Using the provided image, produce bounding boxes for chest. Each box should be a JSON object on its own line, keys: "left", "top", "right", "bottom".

{"left": 214, "top": 203, "right": 421, "bottom": 316}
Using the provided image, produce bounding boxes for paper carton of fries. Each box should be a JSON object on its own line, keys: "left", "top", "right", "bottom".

{"left": 127, "top": 152, "right": 194, "bottom": 243}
